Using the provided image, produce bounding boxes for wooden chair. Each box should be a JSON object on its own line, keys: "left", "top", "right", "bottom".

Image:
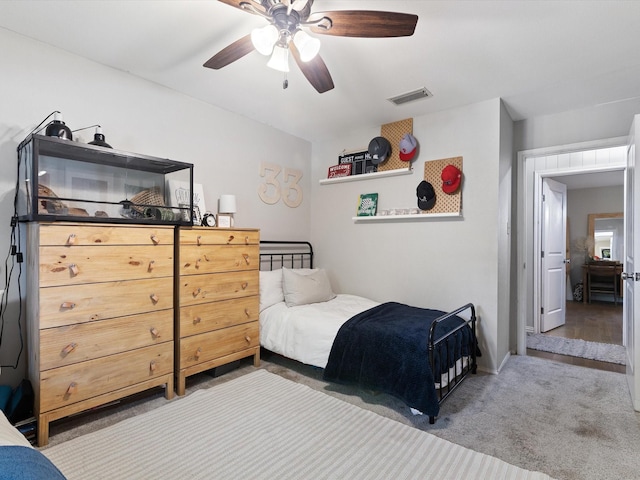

{"left": 587, "top": 263, "right": 619, "bottom": 305}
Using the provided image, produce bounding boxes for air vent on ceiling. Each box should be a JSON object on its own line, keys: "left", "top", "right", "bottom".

{"left": 387, "top": 87, "right": 433, "bottom": 106}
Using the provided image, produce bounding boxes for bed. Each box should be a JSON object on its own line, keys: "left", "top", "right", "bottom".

{"left": 259, "top": 241, "right": 479, "bottom": 423}
{"left": 0, "top": 410, "right": 66, "bottom": 479}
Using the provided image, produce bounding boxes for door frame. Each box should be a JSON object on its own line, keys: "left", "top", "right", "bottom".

{"left": 516, "top": 137, "right": 627, "bottom": 355}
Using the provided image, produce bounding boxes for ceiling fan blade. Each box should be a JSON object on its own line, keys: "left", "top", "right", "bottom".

{"left": 218, "top": 0, "right": 267, "bottom": 15}
{"left": 203, "top": 34, "right": 255, "bottom": 69}
{"left": 290, "top": 42, "right": 334, "bottom": 94}
{"left": 308, "top": 11, "right": 418, "bottom": 38}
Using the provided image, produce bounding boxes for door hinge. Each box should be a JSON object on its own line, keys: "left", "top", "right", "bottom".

{"left": 542, "top": 194, "right": 546, "bottom": 202}
{"left": 541, "top": 307, "right": 544, "bottom": 315}
{"left": 541, "top": 251, "right": 545, "bottom": 258}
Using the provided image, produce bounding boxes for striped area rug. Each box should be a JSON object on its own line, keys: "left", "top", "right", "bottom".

{"left": 43, "top": 370, "right": 553, "bottom": 479}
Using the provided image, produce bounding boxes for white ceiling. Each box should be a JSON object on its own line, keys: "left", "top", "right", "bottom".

{"left": 1, "top": 0, "right": 640, "bottom": 144}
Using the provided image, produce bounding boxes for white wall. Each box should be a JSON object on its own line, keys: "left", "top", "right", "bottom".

{"left": 0, "top": 29, "right": 312, "bottom": 387}
{"left": 310, "top": 98, "right": 509, "bottom": 373}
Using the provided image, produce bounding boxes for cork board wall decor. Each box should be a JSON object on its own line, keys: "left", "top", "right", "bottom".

{"left": 423, "top": 156, "right": 463, "bottom": 214}
{"left": 378, "top": 118, "right": 413, "bottom": 172}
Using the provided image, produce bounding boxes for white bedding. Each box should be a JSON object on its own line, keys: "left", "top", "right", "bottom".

{"left": 260, "top": 294, "right": 379, "bottom": 368}
{"left": 0, "top": 410, "right": 31, "bottom": 447}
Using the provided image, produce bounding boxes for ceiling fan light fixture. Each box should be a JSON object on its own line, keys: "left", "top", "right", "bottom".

{"left": 267, "top": 44, "right": 290, "bottom": 72}
{"left": 251, "top": 24, "right": 278, "bottom": 55}
{"left": 293, "top": 30, "right": 320, "bottom": 62}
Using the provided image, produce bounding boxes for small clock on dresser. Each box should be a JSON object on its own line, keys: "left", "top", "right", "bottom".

{"left": 201, "top": 212, "right": 216, "bottom": 227}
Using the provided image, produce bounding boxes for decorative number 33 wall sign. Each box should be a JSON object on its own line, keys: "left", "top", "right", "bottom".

{"left": 258, "top": 161, "right": 303, "bottom": 208}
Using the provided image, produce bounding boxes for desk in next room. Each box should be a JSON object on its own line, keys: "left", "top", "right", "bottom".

{"left": 581, "top": 262, "right": 623, "bottom": 304}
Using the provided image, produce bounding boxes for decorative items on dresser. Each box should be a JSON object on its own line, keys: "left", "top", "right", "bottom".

{"left": 175, "top": 227, "right": 260, "bottom": 396}
{"left": 26, "top": 223, "right": 175, "bottom": 446}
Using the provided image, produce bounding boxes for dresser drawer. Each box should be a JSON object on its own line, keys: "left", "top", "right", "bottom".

{"left": 38, "top": 223, "right": 174, "bottom": 247}
{"left": 39, "top": 343, "right": 173, "bottom": 413}
{"left": 179, "top": 228, "right": 259, "bottom": 246}
{"left": 39, "top": 310, "right": 173, "bottom": 371}
{"left": 38, "top": 245, "right": 174, "bottom": 287}
{"left": 39, "top": 277, "right": 174, "bottom": 328}
{"left": 179, "top": 296, "right": 258, "bottom": 337}
{"left": 179, "top": 322, "right": 259, "bottom": 369}
{"left": 179, "top": 270, "right": 258, "bottom": 307}
{"left": 178, "top": 244, "right": 258, "bottom": 275}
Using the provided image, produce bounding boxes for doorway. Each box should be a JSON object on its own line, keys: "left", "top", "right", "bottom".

{"left": 516, "top": 138, "right": 628, "bottom": 358}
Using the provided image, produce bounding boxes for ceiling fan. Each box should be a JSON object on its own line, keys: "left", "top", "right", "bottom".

{"left": 203, "top": 0, "right": 419, "bottom": 93}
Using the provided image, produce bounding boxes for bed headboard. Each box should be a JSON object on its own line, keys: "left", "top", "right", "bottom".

{"left": 260, "top": 241, "right": 314, "bottom": 271}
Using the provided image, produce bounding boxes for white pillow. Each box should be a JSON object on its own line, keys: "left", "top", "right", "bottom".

{"left": 259, "top": 269, "right": 284, "bottom": 312}
{"left": 282, "top": 267, "right": 336, "bottom": 307}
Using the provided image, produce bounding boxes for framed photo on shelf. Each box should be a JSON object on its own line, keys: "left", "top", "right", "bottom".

{"left": 216, "top": 213, "right": 233, "bottom": 228}
{"left": 168, "top": 180, "right": 206, "bottom": 225}
{"left": 356, "top": 193, "right": 378, "bottom": 216}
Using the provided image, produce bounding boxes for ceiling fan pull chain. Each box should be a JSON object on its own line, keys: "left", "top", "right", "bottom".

{"left": 283, "top": 72, "right": 288, "bottom": 89}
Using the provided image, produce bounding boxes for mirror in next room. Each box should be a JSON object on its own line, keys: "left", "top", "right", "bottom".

{"left": 588, "top": 212, "right": 624, "bottom": 261}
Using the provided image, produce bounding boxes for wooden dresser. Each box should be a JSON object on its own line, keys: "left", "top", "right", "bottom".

{"left": 176, "top": 227, "right": 260, "bottom": 395}
{"left": 26, "top": 223, "right": 175, "bottom": 446}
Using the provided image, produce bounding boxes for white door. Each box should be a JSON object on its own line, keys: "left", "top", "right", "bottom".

{"left": 541, "top": 178, "right": 567, "bottom": 332}
{"left": 625, "top": 115, "right": 640, "bottom": 411}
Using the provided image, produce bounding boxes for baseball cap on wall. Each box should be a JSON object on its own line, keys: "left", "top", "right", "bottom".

{"left": 441, "top": 164, "right": 462, "bottom": 194}
{"left": 399, "top": 133, "right": 418, "bottom": 161}
{"left": 416, "top": 180, "right": 436, "bottom": 210}
{"left": 368, "top": 136, "right": 391, "bottom": 165}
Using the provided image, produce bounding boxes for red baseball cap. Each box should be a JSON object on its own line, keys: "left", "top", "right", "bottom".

{"left": 398, "top": 133, "right": 418, "bottom": 161}
{"left": 441, "top": 165, "right": 462, "bottom": 194}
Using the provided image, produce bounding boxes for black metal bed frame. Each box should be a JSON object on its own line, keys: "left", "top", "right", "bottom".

{"left": 259, "top": 240, "right": 477, "bottom": 424}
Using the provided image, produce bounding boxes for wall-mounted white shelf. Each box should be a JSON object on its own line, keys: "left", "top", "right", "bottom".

{"left": 319, "top": 167, "right": 412, "bottom": 185}
{"left": 352, "top": 212, "right": 462, "bottom": 222}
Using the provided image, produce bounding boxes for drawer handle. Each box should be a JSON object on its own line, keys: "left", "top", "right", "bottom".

{"left": 245, "top": 236, "right": 249, "bottom": 245}
{"left": 193, "top": 316, "right": 202, "bottom": 325}
{"left": 148, "top": 260, "right": 155, "bottom": 272}
{"left": 150, "top": 327, "right": 160, "bottom": 338}
{"left": 192, "top": 288, "right": 201, "bottom": 297}
{"left": 195, "top": 258, "right": 201, "bottom": 269}
{"left": 203, "top": 254, "right": 210, "bottom": 262}
{"left": 194, "top": 347, "right": 202, "bottom": 360}
{"left": 66, "top": 234, "right": 76, "bottom": 246}
{"left": 66, "top": 382, "right": 77, "bottom": 396}
{"left": 150, "top": 360, "right": 157, "bottom": 372}
{"left": 61, "top": 342, "right": 77, "bottom": 356}
{"left": 244, "top": 308, "right": 250, "bottom": 317}
{"left": 60, "top": 302, "right": 76, "bottom": 310}
{"left": 241, "top": 282, "right": 248, "bottom": 290}
{"left": 150, "top": 293, "right": 159, "bottom": 303}
{"left": 150, "top": 234, "right": 159, "bottom": 245}
{"left": 197, "top": 235, "right": 202, "bottom": 246}
{"left": 245, "top": 336, "right": 251, "bottom": 344}
{"left": 243, "top": 254, "right": 250, "bottom": 265}
{"left": 69, "top": 263, "right": 79, "bottom": 276}
{"left": 227, "top": 235, "right": 235, "bottom": 244}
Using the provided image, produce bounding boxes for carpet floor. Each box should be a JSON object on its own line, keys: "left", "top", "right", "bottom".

{"left": 526, "top": 333, "right": 626, "bottom": 364}
{"left": 41, "top": 353, "right": 640, "bottom": 480}
{"left": 43, "top": 370, "right": 553, "bottom": 480}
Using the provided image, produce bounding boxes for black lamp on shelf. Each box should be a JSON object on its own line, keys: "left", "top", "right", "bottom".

{"left": 45, "top": 112, "right": 72, "bottom": 140}
{"left": 88, "top": 126, "right": 112, "bottom": 148}
{"left": 72, "top": 124, "right": 113, "bottom": 149}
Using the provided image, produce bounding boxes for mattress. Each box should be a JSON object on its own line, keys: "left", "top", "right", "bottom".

{"left": 260, "top": 294, "right": 379, "bottom": 368}
{"left": 0, "top": 411, "right": 30, "bottom": 447}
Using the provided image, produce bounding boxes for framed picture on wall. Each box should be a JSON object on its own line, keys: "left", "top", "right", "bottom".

{"left": 601, "top": 248, "right": 611, "bottom": 259}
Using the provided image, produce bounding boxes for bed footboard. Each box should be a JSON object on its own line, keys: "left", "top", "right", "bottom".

{"left": 427, "top": 303, "right": 477, "bottom": 424}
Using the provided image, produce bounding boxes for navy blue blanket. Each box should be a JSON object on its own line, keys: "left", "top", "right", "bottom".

{"left": 323, "top": 302, "right": 475, "bottom": 417}
{"left": 0, "top": 446, "right": 67, "bottom": 479}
